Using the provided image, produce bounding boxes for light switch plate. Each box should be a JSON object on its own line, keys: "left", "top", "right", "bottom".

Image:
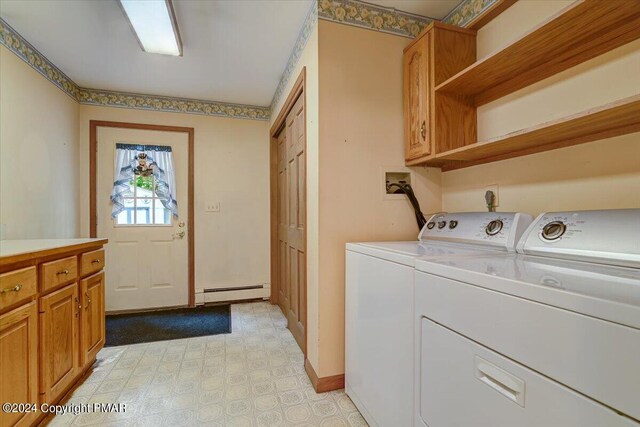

{"left": 206, "top": 202, "right": 221, "bottom": 212}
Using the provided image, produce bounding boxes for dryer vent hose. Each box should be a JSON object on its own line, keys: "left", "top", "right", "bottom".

{"left": 386, "top": 182, "right": 427, "bottom": 230}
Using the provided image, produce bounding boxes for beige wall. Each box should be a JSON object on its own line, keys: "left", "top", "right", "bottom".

{"left": 316, "top": 20, "right": 442, "bottom": 377}
{"left": 78, "top": 105, "right": 271, "bottom": 296}
{"left": 270, "top": 25, "right": 322, "bottom": 369}
{"left": 0, "top": 46, "right": 80, "bottom": 239}
{"left": 442, "top": 1, "right": 640, "bottom": 215}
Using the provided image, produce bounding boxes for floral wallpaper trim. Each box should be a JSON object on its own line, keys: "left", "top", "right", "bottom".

{"left": 0, "top": 18, "right": 80, "bottom": 100}
{"left": 0, "top": 18, "right": 270, "bottom": 121}
{"left": 78, "top": 88, "right": 271, "bottom": 120}
{"left": 318, "top": 0, "right": 432, "bottom": 38}
{"left": 442, "top": 0, "right": 500, "bottom": 27}
{"left": 270, "top": 0, "right": 318, "bottom": 114}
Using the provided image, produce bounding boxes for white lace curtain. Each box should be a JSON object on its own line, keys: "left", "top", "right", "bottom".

{"left": 111, "top": 143, "right": 178, "bottom": 218}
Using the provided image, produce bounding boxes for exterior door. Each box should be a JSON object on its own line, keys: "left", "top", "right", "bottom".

{"left": 96, "top": 127, "right": 189, "bottom": 311}
{"left": 39, "top": 283, "right": 79, "bottom": 404}
{"left": 403, "top": 32, "right": 431, "bottom": 160}
{"left": 278, "top": 94, "right": 306, "bottom": 351}
{"left": 80, "top": 272, "right": 105, "bottom": 365}
{"left": 0, "top": 302, "right": 38, "bottom": 427}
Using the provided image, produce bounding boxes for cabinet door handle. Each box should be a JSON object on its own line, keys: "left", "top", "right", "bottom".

{"left": 91, "top": 259, "right": 101, "bottom": 264}
{"left": 85, "top": 292, "right": 92, "bottom": 310}
{"left": 75, "top": 297, "right": 81, "bottom": 317}
{"left": 420, "top": 121, "right": 426, "bottom": 140}
{"left": 56, "top": 269, "right": 70, "bottom": 276}
{"left": 0, "top": 284, "right": 22, "bottom": 294}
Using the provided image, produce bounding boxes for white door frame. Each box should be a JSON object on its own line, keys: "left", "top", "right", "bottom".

{"left": 90, "top": 120, "right": 195, "bottom": 308}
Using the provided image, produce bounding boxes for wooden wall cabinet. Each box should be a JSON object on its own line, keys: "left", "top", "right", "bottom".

{"left": 403, "top": 22, "right": 477, "bottom": 164}
{"left": 0, "top": 239, "right": 107, "bottom": 427}
{"left": 404, "top": 0, "right": 640, "bottom": 171}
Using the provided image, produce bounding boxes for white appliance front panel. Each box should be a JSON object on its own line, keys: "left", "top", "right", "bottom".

{"left": 419, "top": 318, "right": 638, "bottom": 427}
{"left": 415, "top": 254, "right": 640, "bottom": 329}
{"left": 418, "top": 212, "right": 533, "bottom": 252}
{"left": 345, "top": 250, "right": 414, "bottom": 427}
{"left": 517, "top": 209, "right": 640, "bottom": 267}
{"left": 415, "top": 271, "right": 640, "bottom": 421}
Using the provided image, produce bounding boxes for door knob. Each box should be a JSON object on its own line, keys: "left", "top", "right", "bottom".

{"left": 175, "top": 230, "right": 185, "bottom": 239}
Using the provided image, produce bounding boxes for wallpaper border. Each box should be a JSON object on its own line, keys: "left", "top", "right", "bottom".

{"left": 442, "top": 0, "right": 500, "bottom": 27}
{"left": 318, "top": 0, "right": 433, "bottom": 38}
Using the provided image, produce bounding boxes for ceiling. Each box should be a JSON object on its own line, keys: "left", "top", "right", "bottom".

{"left": 0, "top": 0, "right": 462, "bottom": 107}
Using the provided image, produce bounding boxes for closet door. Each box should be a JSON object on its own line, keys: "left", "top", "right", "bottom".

{"left": 277, "top": 127, "right": 290, "bottom": 315}
{"left": 284, "top": 94, "right": 306, "bottom": 351}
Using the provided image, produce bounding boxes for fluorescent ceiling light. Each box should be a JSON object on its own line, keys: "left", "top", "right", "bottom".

{"left": 119, "top": 0, "right": 182, "bottom": 56}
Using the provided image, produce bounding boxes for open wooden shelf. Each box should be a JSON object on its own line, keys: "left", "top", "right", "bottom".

{"left": 435, "top": 0, "right": 640, "bottom": 106}
{"left": 425, "top": 95, "right": 640, "bottom": 171}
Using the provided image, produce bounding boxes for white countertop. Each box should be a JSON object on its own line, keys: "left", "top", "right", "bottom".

{"left": 0, "top": 238, "right": 108, "bottom": 260}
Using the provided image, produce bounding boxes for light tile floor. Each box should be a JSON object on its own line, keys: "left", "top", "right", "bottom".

{"left": 49, "top": 302, "right": 367, "bottom": 427}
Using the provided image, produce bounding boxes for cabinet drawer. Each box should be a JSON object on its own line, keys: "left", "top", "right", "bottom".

{"left": 80, "top": 249, "right": 104, "bottom": 277}
{"left": 0, "top": 267, "right": 37, "bottom": 311}
{"left": 419, "top": 318, "right": 636, "bottom": 427}
{"left": 41, "top": 256, "right": 78, "bottom": 293}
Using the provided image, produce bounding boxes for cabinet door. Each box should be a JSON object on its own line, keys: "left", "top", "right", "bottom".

{"left": 39, "top": 283, "right": 80, "bottom": 403}
{"left": 80, "top": 272, "right": 105, "bottom": 366}
{"left": 403, "top": 32, "right": 431, "bottom": 160}
{"left": 0, "top": 302, "right": 38, "bottom": 427}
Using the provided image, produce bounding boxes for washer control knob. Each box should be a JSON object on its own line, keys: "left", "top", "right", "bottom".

{"left": 485, "top": 220, "right": 503, "bottom": 236}
{"left": 449, "top": 220, "right": 458, "bottom": 229}
{"left": 541, "top": 221, "right": 566, "bottom": 241}
{"left": 426, "top": 222, "right": 435, "bottom": 230}
{"left": 437, "top": 221, "right": 447, "bottom": 229}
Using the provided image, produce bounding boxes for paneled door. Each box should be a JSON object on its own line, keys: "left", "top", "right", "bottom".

{"left": 80, "top": 272, "right": 105, "bottom": 365}
{"left": 39, "top": 283, "right": 79, "bottom": 404}
{"left": 0, "top": 302, "right": 38, "bottom": 427}
{"left": 96, "top": 127, "right": 189, "bottom": 311}
{"left": 276, "top": 94, "right": 306, "bottom": 351}
{"left": 403, "top": 32, "right": 431, "bottom": 160}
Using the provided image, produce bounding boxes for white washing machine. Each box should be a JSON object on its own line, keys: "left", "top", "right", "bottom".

{"left": 414, "top": 209, "right": 640, "bottom": 427}
{"left": 345, "top": 212, "right": 533, "bottom": 427}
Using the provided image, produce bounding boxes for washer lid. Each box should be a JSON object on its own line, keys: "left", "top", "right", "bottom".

{"left": 415, "top": 254, "right": 640, "bottom": 330}
{"left": 517, "top": 209, "right": 640, "bottom": 268}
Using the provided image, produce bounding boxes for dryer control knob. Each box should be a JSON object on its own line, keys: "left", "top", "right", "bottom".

{"left": 449, "top": 220, "right": 458, "bottom": 229}
{"left": 485, "top": 220, "right": 503, "bottom": 236}
{"left": 437, "top": 221, "right": 447, "bottom": 229}
{"left": 426, "top": 222, "right": 435, "bottom": 230}
{"left": 541, "top": 221, "right": 566, "bottom": 241}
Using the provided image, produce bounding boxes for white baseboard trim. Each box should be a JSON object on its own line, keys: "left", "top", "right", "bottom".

{"left": 195, "top": 284, "right": 270, "bottom": 304}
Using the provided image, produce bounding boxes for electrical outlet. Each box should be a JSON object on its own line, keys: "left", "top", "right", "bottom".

{"left": 206, "top": 202, "right": 221, "bottom": 212}
{"left": 485, "top": 184, "right": 499, "bottom": 207}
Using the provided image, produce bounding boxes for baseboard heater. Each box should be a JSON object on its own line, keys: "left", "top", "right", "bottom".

{"left": 203, "top": 285, "right": 264, "bottom": 293}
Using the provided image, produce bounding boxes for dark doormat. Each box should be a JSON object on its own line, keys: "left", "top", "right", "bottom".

{"left": 105, "top": 304, "right": 231, "bottom": 347}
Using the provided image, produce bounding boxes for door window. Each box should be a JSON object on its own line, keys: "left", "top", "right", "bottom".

{"left": 111, "top": 143, "right": 177, "bottom": 226}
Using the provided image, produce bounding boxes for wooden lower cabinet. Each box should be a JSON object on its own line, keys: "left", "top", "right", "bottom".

{"left": 39, "top": 283, "right": 80, "bottom": 404}
{"left": 0, "top": 239, "right": 107, "bottom": 427}
{"left": 80, "top": 272, "right": 105, "bottom": 366}
{"left": 0, "top": 302, "right": 39, "bottom": 427}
